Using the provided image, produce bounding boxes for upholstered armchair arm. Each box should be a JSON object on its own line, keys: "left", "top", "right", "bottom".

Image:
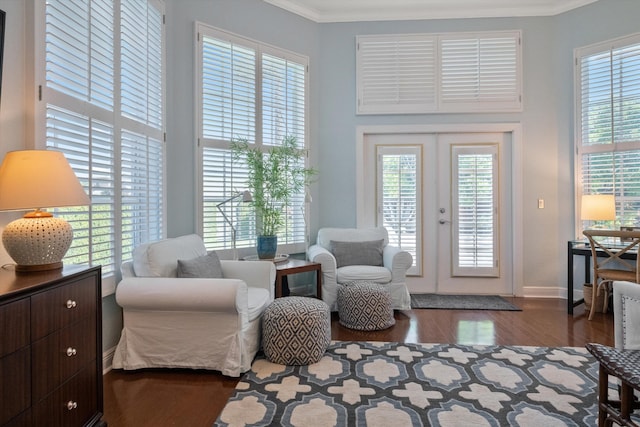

{"left": 116, "top": 278, "right": 247, "bottom": 314}
{"left": 221, "top": 260, "right": 276, "bottom": 301}
{"left": 121, "top": 261, "right": 136, "bottom": 278}
{"left": 383, "top": 245, "right": 413, "bottom": 284}
{"left": 308, "top": 244, "right": 336, "bottom": 276}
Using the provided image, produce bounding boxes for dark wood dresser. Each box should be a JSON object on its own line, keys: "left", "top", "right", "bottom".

{"left": 0, "top": 265, "right": 105, "bottom": 427}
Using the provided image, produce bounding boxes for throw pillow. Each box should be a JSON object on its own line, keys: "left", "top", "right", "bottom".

{"left": 622, "top": 294, "right": 640, "bottom": 350}
{"left": 177, "top": 251, "right": 223, "bottom": 278}
{"left": 330, "top": 239, "right": 384, "bottom": 268}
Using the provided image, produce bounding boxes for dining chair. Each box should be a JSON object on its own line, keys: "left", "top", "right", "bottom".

{"left": 582, "top": 229, "right": 640, "bottom": 320}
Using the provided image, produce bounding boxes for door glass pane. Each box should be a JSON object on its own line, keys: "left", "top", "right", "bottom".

{"left": 377, "top": 146, "right": 420, "bottom": 275}
{"left": 452, "top": 145, "right": 498, "bottom": 277}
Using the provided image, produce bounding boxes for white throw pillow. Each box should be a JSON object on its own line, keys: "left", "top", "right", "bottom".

{"left": 133, "top": 234, "right": 207, "bottom": 277}
{"left": 622, "top": 294, "right": 640, "bottom": 350}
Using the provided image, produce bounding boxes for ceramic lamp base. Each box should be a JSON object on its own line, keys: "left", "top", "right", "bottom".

{"left": 2, "top": 216, "right": 73, "bottom": 271}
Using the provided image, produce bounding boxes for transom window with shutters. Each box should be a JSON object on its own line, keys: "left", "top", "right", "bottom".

{"left": 356, "top": 31, "right": 522, "bottom": 114}
{"left": 36, "top": 0, "right": 166, "bottom": 289}
{"left": 576, "top": 33, "right": 640, "bottom": 230}
{"left": 196, "top": 23, "right": 309, "bottom": 256}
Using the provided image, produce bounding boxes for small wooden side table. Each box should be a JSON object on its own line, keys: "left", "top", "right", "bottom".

{"left": 275, "top": 258, "right": 322, "bottom": 299}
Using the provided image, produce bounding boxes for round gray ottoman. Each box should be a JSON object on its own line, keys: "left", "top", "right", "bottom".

{"left": 262, "top": 296, "right": 331, "bottom": 365}
{"left": 338, "top": 281, "right": 395, "bottom": 331}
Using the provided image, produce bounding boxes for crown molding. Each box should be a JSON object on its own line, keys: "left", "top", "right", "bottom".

{"left": 263, "top": 0, "right": 599, "bottom": 23}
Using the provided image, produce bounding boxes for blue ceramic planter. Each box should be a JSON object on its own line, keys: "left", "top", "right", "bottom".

{"left": 257, "top": 235, "right": 278, "bottom": 259}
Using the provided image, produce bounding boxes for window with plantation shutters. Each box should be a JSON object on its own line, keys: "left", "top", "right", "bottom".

{"left": 121, "top": 0, "right": 164, "bottom": 128}
{"left": 356, "top": 31, "right": 522, "bottom": 114}
{"left": 197, "top": 24, "right": 309, "bottom": 256}
{"left": 452, "top": 145, "right": 498, "bottom": 277}
{"left": 357, "top": 35, "right": 437, "bottom": 114}
{"left": 47, "top": 105, "right": 116, "bottom": 273}
{"left": 201, "top": 147, "right": 255, "bottom": 251}
{"left": 121, "top": 130, "right": 164, "bottom": 262}
{"left": 377, "top": 146, "right": 421, "bottom": 275}
{"left": 576, "top": 33, "right": 640, "bottom": 229}
{"left": 39, "top": 0, "right": 166, "bottom": 285}
{"left": 440, "top": 35, "right": 520, "bottom": 111}
{"left": 201, "top": 32, "right": 256, "bottom": 142}
{"left": 262, "top": 50, "right": 307, "bottom": 146}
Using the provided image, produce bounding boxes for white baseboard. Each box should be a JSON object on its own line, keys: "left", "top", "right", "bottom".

{"left": 521, "top": 286, "right": 574, "bottom": 299}
{"left": 103, "top": 346, "right": 116, "bottom": 374}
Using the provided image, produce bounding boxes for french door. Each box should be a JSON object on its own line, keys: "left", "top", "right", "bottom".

{"left": 364, "top": 131, "right": 513, "bottom": 295}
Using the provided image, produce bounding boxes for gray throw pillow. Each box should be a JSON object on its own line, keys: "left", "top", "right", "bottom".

{"left": 177, "top": 251, "right": 223, "bottom": 278}
{"left": 330, "top": 239, "right": 384, "bottom": 268}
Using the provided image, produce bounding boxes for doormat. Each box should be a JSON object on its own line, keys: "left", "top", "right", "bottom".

{"left": 410, "top": 294, "right": 522, "bottom": 311}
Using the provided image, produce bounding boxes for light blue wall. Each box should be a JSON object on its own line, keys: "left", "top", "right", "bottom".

{"left": 315, "top": 15, "right": 564, "bottom": 290}
{"left": 163, "top": 0, "right": 640, "bottom": 293}
{"left": 311, "top": 0, "right": 640, "bottom": 292}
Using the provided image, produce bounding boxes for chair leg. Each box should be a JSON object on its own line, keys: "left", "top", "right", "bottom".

{"left": 598, "top": 365, "right": 608, "bottom": 427}
{"left": 600, "top": 280, "right": 612, "bottom": 315}
{"left": 589, "top": 281, "right": 598, "bottom": 320}
{"left": 601, "top": 283, "right": 609, "bottom": 315}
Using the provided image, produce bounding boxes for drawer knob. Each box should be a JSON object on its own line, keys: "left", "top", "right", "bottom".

{"left": 66, "top": 400, "right": 78, "bottom": 411}
{"left": 66, "top": 299, "right": 77, "bottom": 309}
{"left": 66, "top": 347, "right": 77, "bottom": 357}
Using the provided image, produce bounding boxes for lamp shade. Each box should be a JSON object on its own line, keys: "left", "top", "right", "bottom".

{"left": 581, "top": 194, "right": 616, "bottom": 221}
{"left": 0, "top": 150, "right": 90, "bottom": 210}
{"left": 0, "top": 150, "right": 90, "bottom": 271}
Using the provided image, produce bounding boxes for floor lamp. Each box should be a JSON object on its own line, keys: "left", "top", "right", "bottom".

{"left": 217, "top": 190, "right": 252, "bottom": 260}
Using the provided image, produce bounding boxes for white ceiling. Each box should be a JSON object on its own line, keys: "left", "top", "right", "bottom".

{"left": 263, "top": 0, "right": 599, "bottom": 22}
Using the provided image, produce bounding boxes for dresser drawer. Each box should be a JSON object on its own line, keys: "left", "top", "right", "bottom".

{"left": 0, "top": 299, "right": 29, "bottom": 358}
{"left": 0, "top": 347, "right": 30, "bottom": 425}
{"left": 31, "top": 276, "right": 97, "bottom": 340}
{"left": 31, "top": 317, "right": 96, "bottom": 400}
{"left": 2, "top": 410, "right": 31, "bottom": 427}
{"left": 31, "top": 364, "right": 97, "bottom": 427}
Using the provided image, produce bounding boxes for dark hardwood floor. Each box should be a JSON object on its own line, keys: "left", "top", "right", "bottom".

{"left": 102, "top": 297, "right": 614, "bottom": 426}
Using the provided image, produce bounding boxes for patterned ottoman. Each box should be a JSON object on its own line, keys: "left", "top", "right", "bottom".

{"left": 262, "top": 296, "right": 331, "bottom": 365}
{"left": 337, "top": 281, "right": 395, "bottom": 331}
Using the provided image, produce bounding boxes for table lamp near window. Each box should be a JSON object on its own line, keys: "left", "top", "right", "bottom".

{"left": 581, "top": 194, "right": 616, "bottom": 229}
{"left": 0, "top": 150, "right": 90, "bottom": 272}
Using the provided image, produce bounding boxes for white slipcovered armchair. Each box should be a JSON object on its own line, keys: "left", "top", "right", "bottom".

{"left": 307, "top": 227, "right": 412, "bottom": 311}
{"left": 112, "top": 234, "right": 275, "bottom": 377}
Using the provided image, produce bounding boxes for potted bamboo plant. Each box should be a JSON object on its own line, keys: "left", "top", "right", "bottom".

{"left": 231, "top": 136, "right": 317, "bottom": 259}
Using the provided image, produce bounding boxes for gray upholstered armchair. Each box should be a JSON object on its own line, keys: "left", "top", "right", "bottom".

{"left": 307, "top": 227, "right": 412, "bottom": 311}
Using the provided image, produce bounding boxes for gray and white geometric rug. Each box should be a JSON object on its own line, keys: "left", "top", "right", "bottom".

{"left": 214, "top": 341, "right": 600, "bottom": 426}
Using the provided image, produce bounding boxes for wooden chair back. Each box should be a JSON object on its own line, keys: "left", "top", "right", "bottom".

{"left": 582, "top": 229, "right": 640, "bottom": 319}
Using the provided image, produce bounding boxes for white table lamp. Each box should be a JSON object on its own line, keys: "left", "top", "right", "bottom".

{"left": 581, "top": 194, "right": 615, "bottom": 229}
{"left": 0, "top": 150, "right": 90, "bottom": 272}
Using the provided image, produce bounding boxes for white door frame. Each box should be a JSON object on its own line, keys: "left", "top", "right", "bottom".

{"left": 356, "top": 123, "right": 524, "bottom": 296}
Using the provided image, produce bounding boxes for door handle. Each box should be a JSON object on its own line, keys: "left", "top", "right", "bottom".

{"left": 439, "top": 219, "right": 451, "bottom": 225}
